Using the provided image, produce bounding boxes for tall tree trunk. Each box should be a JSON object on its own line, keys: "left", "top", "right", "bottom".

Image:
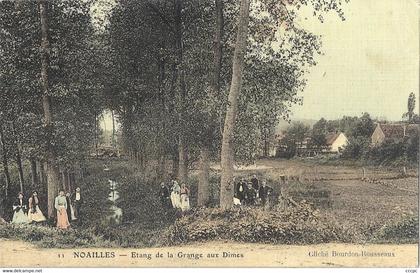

{"left": 15, "top": 143, "right": 24, "bottom": 193}
{"left": 30, "top": 158, "right": 38, "bottom": 187}
{"left": 61, "top": 170, "right": 67, "bottom": 192}
{"left": 198, "top": 147, "right": 210, "bottom": 206}
{"left": 38, "top": 161, "right": 46, "bottom": 187}
{"left": 38, "top": 0, "right": 61, "bottom": 219}
{"left": 69, "top": 170, "right": 76, "bottom": 191}
{"left": 171, "top": 150, "right": 179, "bottom": 178}
{"left": 220, "top": 0, "right": 250, "bottom": 209}
{"left": 157, "top": 57, "right": 166, "bottom": 181}
{"left": 198, "top": 0, "right": 224, "bottom": 207}
{"left": 178, "top": 139, "right": 188, "bottom": 183}
{"left": 66, "top": 170, "right": 71, "bottom": 193}
{"left": 174, "top": 0, "right": 188, "bottom": 183}
{"left": 0, "top": 125, "right": 10, "bottom": 198}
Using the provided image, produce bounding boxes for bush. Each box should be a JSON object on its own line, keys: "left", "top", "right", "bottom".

{"left": 161, "top": 201, "right": 349, "bottom": 245}
{"left": 0, "top": 223, "right": 113, "bottom": 248}
{"left": 341, "top": 136, "right": 370, "bottom": 159}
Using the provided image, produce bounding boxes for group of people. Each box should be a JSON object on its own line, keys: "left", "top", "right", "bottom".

{"left": 159, "top": 179, "right": 190, "bottom": 212}
{"left": 234, "top": 175, "right": 273, "bottom": 207}
{"left": 54, "top": 188, "right": 83, "bottom": 229}
{"left": 158, "top": 174, "right": 273, "bottom": 211}
{"left": 11, "top": 187, "right": 83, "bottom": 230}
{"left": 12, "top": 191, "right": 46, "bottom": 224}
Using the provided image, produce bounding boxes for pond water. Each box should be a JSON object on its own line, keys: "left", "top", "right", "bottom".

{"left": 107, "top": 178, "right": 123, "bottom": 224}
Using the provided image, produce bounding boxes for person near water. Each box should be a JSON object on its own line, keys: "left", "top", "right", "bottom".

{"left": 245, "top": 182, "right": 257, "bottom": 206}
{"left": 170, "top": 179, "right": 181, "bottom": 209}
{"left": 12, "top": 192, "right": 29, "bottom": 224}
{"left": 179, "top": 183, "right": 190, "bottom": 212}
{"left": 235, "top": 178, "right": 248, "bottom": 204}
{"left": 259, "top": 180, "right": 273, "bottom": 208}
{"left": 55, "top": 190, "right": 70, "bottom": 229}
{"left": 27, "top": 191, "right": 46, "bottom": 223}
{"left": 72, "top": 187, "right": 83, "bottom": 222}
{"left": 159, "top": 182, "right": 170, "bottom": 208}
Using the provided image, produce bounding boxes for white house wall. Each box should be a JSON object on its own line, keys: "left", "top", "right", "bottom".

{"left": 331, "top": 133, "right": 348, "bottom": 152}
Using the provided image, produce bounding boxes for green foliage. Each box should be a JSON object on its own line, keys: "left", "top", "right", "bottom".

{"left": 349, "top": 112, "right": 374, "bottom": 138}
{"left": 0, "top": 0, "right": 103, "bottom": 179}
{"left": 310, "top": 118, "right": 327, "bottom": 148}
{"left": 402, "top": 92, "right": 417, "bottom": 123}
{"left": 279, "top": 122, "right": 310, "bottom": 158}
{"left": 162, "top": 203, "right": 349, "bottom": 245}
{"left": 0, "top": 223, "right": 113, "bottom": 248}
{"left": 340, "top": 136, "right": 370, "bottom": 159}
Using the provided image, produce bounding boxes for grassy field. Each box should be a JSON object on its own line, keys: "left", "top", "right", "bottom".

{"left": 230, "top": 158, "right": 418, "bottom": 243}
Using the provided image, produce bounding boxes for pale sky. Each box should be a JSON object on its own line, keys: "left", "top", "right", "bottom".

{"left": 99, "top": 0, "right": 419, "bottom": 131}
{"left": 290, "top": 0, "right": 419, "bottom": 121}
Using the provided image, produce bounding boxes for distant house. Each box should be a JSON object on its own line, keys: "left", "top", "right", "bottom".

{"left": 325, "top": 132, "right": 348, "bottom": 153}
{"left": 371, "top": 123, "right": 418, "bottom": 146}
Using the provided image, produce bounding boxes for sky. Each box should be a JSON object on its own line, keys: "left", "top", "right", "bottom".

{"left": 290, "top": 0, "right": 419, "bottom": 121}
{"left": 99, "top": 0, "right": 419, "bottom": 131}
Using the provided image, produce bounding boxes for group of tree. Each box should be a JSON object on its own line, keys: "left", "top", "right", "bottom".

{"left": 278, "top": 92, "right": 419, "bottom": 164}
{"left": 0, "top": 0, "right": 349, "bottom": 217}
{"left": 0, "top": 0, "right": 104, "bottom": 218}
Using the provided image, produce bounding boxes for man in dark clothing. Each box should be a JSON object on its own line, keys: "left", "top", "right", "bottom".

{"left": 235, "top": 178, "right": 248, "bottom": 204}
{"left": 159, "top": 182, "right": 170, "bottom": 208}
{"left": 245, "top": 182, "right": 257, "bottom": 205}
{"left": 72, "top": 187, "right": 83, "bottom": 224}
{"left": 250, "top": 174, "right": 259, "bottom": 191}
{"left": 65, "top": 192, "right": 73, "bottom": 223}
{"left": 259, "top": 181, "right": 273, "bottom": 208}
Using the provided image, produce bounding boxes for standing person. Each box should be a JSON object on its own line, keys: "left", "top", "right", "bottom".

{"left": 235, "top": 178, "right": 248, "bottom": 204}
{"left": 170, "top": 179, "right": 181, "bottom": 209}
{"left": 65, "top": 192, "right": 76, "bottom": 222}
{"left": 72, "top": 187, "right": 83, "bottom": 223}
{"left": 27, "top": 191, "right": 46, "bottom": 223}
{"left": 55, "top": 190, "right": 70, "bottom": 229}
{"left": 259, "top": 181, "right": 273, "bottom": 209}
{"left": 245, "top": 182, "right": 257, "bottom": 206}
{"left": 251, "top": 174, "right": 259, "bottom": 191}
{"left": 179, "top": 183, "right": 190, "bottom": 213}
{"left": 12, "top": 192, "right": 29, "bottom": 224}
{"left": 159, "top": 182, "right": 170, "bottom": 208}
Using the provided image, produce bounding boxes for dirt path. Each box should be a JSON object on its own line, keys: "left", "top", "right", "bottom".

{"left": 0, "top": 239, "right": 417, "bottom": 267}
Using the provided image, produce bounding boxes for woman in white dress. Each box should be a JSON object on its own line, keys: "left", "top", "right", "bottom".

{"left": 27, "top": 191, "right": 46, "bottom": 223}
{"left": 180, "top": 183, "right": 190, "bottom": 213}
{"left": 170, "top": 180, "right": 181, "bottom": 209}
{"left": 12, "top": 192, "right": 29, "bottom": 224}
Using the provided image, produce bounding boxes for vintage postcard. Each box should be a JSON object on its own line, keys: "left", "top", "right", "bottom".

{"left": 0, "top": 0, "right": 418, "bottom": 270}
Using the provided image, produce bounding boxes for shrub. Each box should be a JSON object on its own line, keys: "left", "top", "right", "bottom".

{"left": 161, "top": 201, "right": 349, "bottom": 245}
{"left": 0, "top": 223, "right": 114, "bottom": 248}
{"left": 341, "top": 136, "right": 370, "bottom": 159}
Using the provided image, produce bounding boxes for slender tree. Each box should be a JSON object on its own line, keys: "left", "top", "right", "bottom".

{"left": 38, "top": 0, "right": 61, "bottom": 218}
{"left": 197, "top": 0, "right": 225, "bottom": 207}
{"left": 220, "top": 0, "right": 250, "bottom": 209}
